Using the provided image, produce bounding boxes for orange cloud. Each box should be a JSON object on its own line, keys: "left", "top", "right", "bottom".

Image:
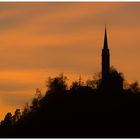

{"left": 0, "top": 2, "right": 140, "bottom": 120}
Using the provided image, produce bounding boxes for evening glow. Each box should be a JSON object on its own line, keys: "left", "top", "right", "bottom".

{"left": 0, "top": 2, "right": 140, "bottom": 119}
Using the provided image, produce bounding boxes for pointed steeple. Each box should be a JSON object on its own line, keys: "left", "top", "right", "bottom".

{"left": 102, "top": 25, "right": 110, "bottom": 89}
{"left": 103, "top": 25, "right": 108, "bottom": 49}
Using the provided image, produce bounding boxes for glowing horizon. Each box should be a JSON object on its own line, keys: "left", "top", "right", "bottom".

{"left": 0, "top": 2, "right": 140, "bottom": 120}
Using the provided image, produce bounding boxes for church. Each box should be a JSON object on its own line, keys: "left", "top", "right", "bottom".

{"left": 101, "top": 26, "right": 123, "bottom": 92}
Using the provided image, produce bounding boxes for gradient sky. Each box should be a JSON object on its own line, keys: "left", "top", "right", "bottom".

{"left": 0, "top": 2, "right": 140, "bottom": 119}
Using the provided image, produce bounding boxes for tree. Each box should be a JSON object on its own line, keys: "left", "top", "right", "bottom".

{"left": 78, "top": 75, "right": 84, "bottom": 86}
{"left": 129, "top": 81, "right": 140, "bottom": 94}
{"left": 3, "top": 112, "right": 13, "bottom": 127}
{"left": 46, "top": 73, "right": 68, "bottom": 93}
{"left": 86, "top": 73, "right": 101, "bottom": 89}
{"left": 70, "top": 81, "right": 80, "bottom": 92}
{"left": 109, "top": 67, "right": 124, "bottom": 91}
{"left": 22, "top": 103, "right": 30, "bottom": 117}
{"left": 13, "top": 109, "right": 21, "bottom": 124}
{"left": 30, "top": 88, "right": 42, "bottom": 111}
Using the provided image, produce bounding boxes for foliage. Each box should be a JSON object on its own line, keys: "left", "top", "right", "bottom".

{"left": 1, "top": 71, "right": 140, "bottom": 137}
{"left": 46, "top": 73, "right": 68, "bottom": 93}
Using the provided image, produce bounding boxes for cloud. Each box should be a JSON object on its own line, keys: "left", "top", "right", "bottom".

{"left": 0, "top": 2, "right": 140, "bottom": 120}
{"left": 0, "top": 92, "right": 33, "bottom": 107}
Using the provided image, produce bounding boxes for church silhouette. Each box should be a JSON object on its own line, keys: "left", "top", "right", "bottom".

{"left": 101, "top": 26, "right": 123, "bottom": 92}
{"left": 1, "top": 26, "right": 140, "bottom": 138}
{"left": 102, "top": 25, "right": 110, "bottom": 87}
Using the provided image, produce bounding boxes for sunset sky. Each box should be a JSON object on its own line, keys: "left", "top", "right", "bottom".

{"left": 0, "top": 2, "right": 140, "bottom": 119}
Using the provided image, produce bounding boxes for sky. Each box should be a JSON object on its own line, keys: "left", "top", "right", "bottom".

{"left": 0, "top": 2, "right": 140, "bottom": 119}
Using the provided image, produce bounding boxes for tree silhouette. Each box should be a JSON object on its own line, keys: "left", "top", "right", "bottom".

{"left": 46, "top": 73, "right": 68, "bottom": 94}
{"left": 86, "top": 73, "right": 101, "bottom": 89}
{"left": 21, "top": 103, "right": 30, "bottom": 118}
{"left": 1, "top": 71, "right": 140, "bottom": 137}
{"left": 2, "top": 113, "right": 13, "bottom": 128}
{"left": 129, "top": 81, "right": 140, "bottom": 94}
{"left": 30, "top": 88, "right": 42, "bottom": 111}
{"left": 13, "top": 109, "right": 21, "bottom": 124}
{"left": 109, "top": 67, "right": 124, "bottom": 92}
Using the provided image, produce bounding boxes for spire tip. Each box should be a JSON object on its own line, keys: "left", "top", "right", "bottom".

{"left": 105, "top": 24, "right": 107, "bottom": 30}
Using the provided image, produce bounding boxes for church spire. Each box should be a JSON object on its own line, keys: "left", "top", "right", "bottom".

{"left": 104, "top": 25, "right": 108, "bottom": 49}
{"left": 102, "top": 25, "right": 110, "bottom": 89}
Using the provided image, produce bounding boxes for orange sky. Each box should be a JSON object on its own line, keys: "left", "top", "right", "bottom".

{"left": 0, "top": 2, "right": 140, "bottom": 120}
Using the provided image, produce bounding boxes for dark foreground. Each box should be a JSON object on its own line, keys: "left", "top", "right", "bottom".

{"left": 1, "top": 89, "right": 140, "bottom": 138}
{"left": 0, "top": 73, "right": 140, "bottom": 138}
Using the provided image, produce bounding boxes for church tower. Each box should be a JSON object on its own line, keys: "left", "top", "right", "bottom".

{"left": 102, "top": 25, "right": 110, "bottom": 86}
